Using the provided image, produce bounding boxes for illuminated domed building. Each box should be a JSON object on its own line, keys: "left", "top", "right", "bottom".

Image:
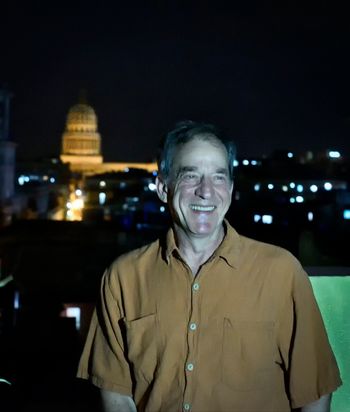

{"left": 60, "top": 100, "right": 156, "bottom": 176}
{"left": 60, "top": 103, "right": 103, "bottom": 173}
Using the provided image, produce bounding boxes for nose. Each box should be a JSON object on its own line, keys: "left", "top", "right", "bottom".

{"left": 195, "top": 176, "right": 214, "bottom": 199}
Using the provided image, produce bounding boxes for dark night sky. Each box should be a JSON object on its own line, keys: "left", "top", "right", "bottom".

{"left": 2, "top": 2, "right": 350, "bottom": 161}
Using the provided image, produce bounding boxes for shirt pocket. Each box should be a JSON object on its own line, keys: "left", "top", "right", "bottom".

{"left": 124, "top": 313, "right": 158, "bottom": 384}
{"left": 222, "top": 318, "right": 276, "bottom": 391}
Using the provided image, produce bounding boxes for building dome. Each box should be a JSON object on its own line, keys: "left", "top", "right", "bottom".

{"left": 61, "top": 102, "right": 102, "bottom": 157}
{"left": 66, "top": 104, "right": 97, "bottom": 133}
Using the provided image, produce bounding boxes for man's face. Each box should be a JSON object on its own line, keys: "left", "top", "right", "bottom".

{"left": 157, "top": 137, "right": 233, "bottom": 239}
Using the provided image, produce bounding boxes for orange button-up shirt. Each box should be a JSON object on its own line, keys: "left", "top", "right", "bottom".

{"left": 77, "top": 222, "right": 341, "bottom": 411}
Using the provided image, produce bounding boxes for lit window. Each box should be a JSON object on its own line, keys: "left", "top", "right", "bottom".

{"left": 262, "top": 215, "right": 273, "bottom": 224}
{"left": 254, "top": 214, "right": 261, "bottom": 222}
{"left": 343, "top": 210, "right": 350, "bottom": 220}
{"left": 308, "top": 212, "right": 314, "bottom": 221}
{"left": 18, "top": 176, "right": 25, "bottom": 185}
{"left": 324, "top": 182, "right": 332, "bottom": 191}
{"left": 254, "top": 184, "right": 260, "bottom": 191}
{"left": 66, "top": 307, "right": 81, "bottom": 330}
{"left": 289, "top": 182, "right": 296, "bottom": 189}
{"left": 14, "top": 291, "right": 20, "bottom": 310}
{"left": 287, "top": 152, "right": 294, "bottom": 158}
{"left": 148, "top": 183, "right": 157, "bottom": 191}
{"left": 296, "top": 196, "right": 304, "bottom": 203}
{"left": 268, "top": 184, "right": 274, "bottom": 190}
{"left": 99, "top": 180, "right": 106, "bottom": 187}
{"left": 242, "top": 159, "right": 249, "bottom": 166}
{"left": 310, "top": 185, "right": 318, "bottom": 193}
{"left": 296, "top": 184, "right": 303, "bottom": 193}
{"left": 72, "top": 199, "right": 84, "bottom": 209}
{"left": 328, "top": 151, "right": 341, "bottom": 159}
{"left": 99, "top": 192, "right": 106, "bottom": 205}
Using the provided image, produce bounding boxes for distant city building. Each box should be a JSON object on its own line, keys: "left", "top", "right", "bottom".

{"left": 60, "top": 102, "right": 103, "bottom": 173}
{"left": 60, "top": 100, "right": 157, "bottom": 175}
{"left": 0, "top": 87, "right": 16, "bottom": 226}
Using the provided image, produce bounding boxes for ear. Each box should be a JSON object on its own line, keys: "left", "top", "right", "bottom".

{"left": 156, "top": 176, "right": 168, "bottom": 203}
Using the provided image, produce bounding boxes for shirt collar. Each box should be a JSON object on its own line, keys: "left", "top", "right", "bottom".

{"left": 163, "top": 219, "right": 241, "bottom": 269}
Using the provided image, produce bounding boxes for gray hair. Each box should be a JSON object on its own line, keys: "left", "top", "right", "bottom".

{"left": 157, "top": 120, "right": 237, "bottom": 181}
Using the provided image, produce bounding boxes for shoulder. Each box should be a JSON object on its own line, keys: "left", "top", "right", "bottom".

{"left": 242, "top": 235, "right": 300, "bottom": 266}
{"left": 239, "top": 235, "right": 306, "bottom": 283}
{"left": 113, "top": 237, "right": 161, "bottom": 271}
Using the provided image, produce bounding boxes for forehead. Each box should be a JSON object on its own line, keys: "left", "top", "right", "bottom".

{"left": 172, "top": 137, "right": 229, "bottom": 170}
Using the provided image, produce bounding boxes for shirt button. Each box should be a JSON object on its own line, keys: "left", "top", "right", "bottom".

{"left": 183, "top": 403, "right": 191, "bottom": 411}
{"left": 193, "top": 283, "right": 199, "bottom": 291}
{"left": 187, "top": 363, "right": 194, "bottom": 371}
{"left": 189, "top": 323, "right": 197, "bottom": 331}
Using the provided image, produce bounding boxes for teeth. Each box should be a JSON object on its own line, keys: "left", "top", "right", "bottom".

{"left": 190, "top": 205, "right": 216, "bottom": 212}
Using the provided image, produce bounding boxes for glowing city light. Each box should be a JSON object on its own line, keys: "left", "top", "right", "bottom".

{"left": 72, "top": 199, "right": 84, "bottom": 209}
{"left": 148, "top": 183, "right": 157, "bottom": 191}
{"left": 254, "top": 184, "right": 260, "bottom": 191}
{"left": 50, "top": 177, "right": 55, "bottom": 183}
{"left": 99, "top": 180, "right": 106, "bottom": 187}
{"left": 99, "top": 192, "right": 106, "bottom": 205}
{"left": 328, "top": 151, "right": 341, "bottom": 159}
{"left": 268, "top": 183, "right": 274, "bottom": 190}
{"left": 324, "top": 182, "right": 333, "bottom": 191}
{"left": 290, "top": 197, "right": 295, "bottom": 204}
{"left": 282, "top": 185, "right": 288, "bottom": 192}
{"left": 289, "top": 182, "right": 296, "bottom": 189}
{"left": 296, "top": 196, "right": 304, "bottom": 203}
{"left": 251, "top": 160, "right": 258, "bottom": 166}
{"left": 18, "top": 176, "right": 25, "bottom": 185}
{"left": 66, "top": 307, "right": 81, "bottom": 330}
{"left": 308, "top": 212, "right": 314, "bottom": 222}
{"left": 233, "top": 160, "right": 239, "bottom": 167}
{"left": 160, "top": 206, "right": 165, "bottom": 213}
{"left": 242, "top": 159, "right": 249, "bottom": 166}
{"left": 254, "top": 214, "right": 261, "bottom": 222}
{"left": 310, "top": 185, "right": 318, "bottom": 193}
{"left": 287, "top": 152, "right": 294, "bottom": 158}
{"left": 262, "top": 215, "right": 273, "bottom": 224}
{"left": 296, "top": 184, "right": 303, "bottom": 193}
{"left": 75, "top": 189, "right": 82, "bottom": 196}
{"left": 124, "top": 167, "right": 130, "bottom": 172}
{"left": 152, "top": 170, "right": 158, "bottom": 176}
{"left": 343, "top": 210, "right": 350, "bottom": 220}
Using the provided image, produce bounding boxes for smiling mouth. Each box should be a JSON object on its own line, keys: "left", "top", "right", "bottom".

{"left": 190, "top": 205, "right": 216, "bottom": 212}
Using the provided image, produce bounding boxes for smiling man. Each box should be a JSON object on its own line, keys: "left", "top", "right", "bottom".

{"left": 77, "top": 121, "right": 341, "bottom": 412}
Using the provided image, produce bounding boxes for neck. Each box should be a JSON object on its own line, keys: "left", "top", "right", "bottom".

{"left": 173, "top": 224, "right": 225, "bottom": 275}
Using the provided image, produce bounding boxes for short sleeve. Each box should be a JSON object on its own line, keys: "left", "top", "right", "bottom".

{"left": 286, "top": 266, "right": 342, "bottom": 408}
{"left": 76, "top": 266, "right": 133, "bottom": 395}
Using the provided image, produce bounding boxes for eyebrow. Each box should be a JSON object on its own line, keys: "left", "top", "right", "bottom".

{"left": 175, "top": 166, "right": 229, "bottom": 178}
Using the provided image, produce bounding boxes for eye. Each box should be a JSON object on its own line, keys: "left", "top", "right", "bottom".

{"left": 183, "top": 173, "right": 199, "bottom": 181}
{"left": 213, "top": 174, "right": 226, "bottom": 182}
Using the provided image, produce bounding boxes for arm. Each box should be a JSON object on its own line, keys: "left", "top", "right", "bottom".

{"left": 300, "top": 393, "right": 331, "bottom": 412}
{"left": 100, "top": 388, "right": 137, "bottom": 412}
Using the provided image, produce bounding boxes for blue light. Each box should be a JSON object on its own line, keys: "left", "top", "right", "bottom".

{"left": 287, "top": 152, "right": 294, "bottom": 158}
{"left": 343, "top": 210, "right": 350, "bottom": 220}
{"left": 328, "top": 151, "right": 341, "bottom": 159}
{"left": 297, "top": 184, "right": 303, "bottom": 193}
